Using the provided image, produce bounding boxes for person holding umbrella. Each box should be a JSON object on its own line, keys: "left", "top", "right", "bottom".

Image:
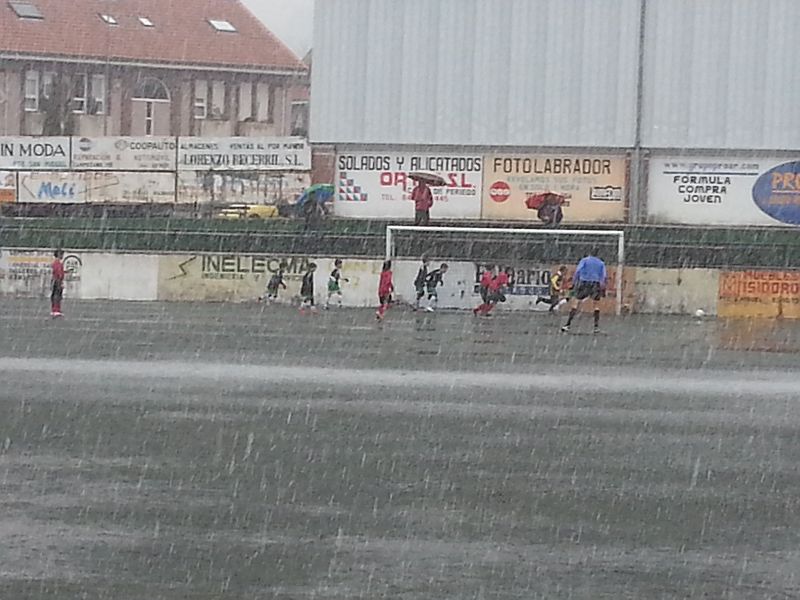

{"left": 409, "top": 171, "right": 445, "bottom": 226}
{"left": 296, "top": 184, "right": 334, "bottom": 231}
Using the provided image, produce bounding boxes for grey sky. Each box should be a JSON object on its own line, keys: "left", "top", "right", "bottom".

{"left": 242, "top": 0, "right": 314, "bottom": 58}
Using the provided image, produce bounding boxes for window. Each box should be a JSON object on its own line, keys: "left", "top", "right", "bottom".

{"left": 9, "top": 1, "right": 42, "bottom": 19}
{"left": 42, "top": 71, "right": 56, "bottom": 100}
{"left": 238, "top": 82, "right": 253, "bottom": 121}
{"left": 255, "top": 82, "right": 270, "bottom": 122}
{"left": 24, "top": 70, "right": 39, "bottom": 112}
{"left": 138, "top": 16, "right": 153, "bottom": 27}
{"left": 267, "top": 85, "right": 275, "bottom": 123}
{"left": 210, "top": 80, "right": 225, "bottom": 118}
{"left": 99, "top": 13, "right": 118, "bottom": 25}
{"left": 290, "top": 101, "right": 309, "bottom": 136}
{"left": 72, "top": 73, "right": 87, "bottom": 113}
{"left": 145, "top": 102, "right": 154, "bottom": 135}
{"left": 208, "top": 19, "right": 236, "bottom": 32}
{"left": 89, "top": 74, "right": 106, "bottom": 115}
{"left": 133, "top": 77, "right": 169, "bottom": 101}
{"left": 194, "top": 80, "right": 207, "bottom": 119}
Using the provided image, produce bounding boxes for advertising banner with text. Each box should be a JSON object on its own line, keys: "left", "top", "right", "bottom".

{"left": 178, "top": 137, "right": 310, "bottom": 171}
{"left": 0, "top": 137, "right": 70, "bottom": 170}
{"left": 177, "top": 171, "right": 309, "bottom": 205}
{"left": 0, "top": 249, "right": 82, "bottom": 296}
{"left": 17, "top": 171, "right": 176, "bottom": 204}
{"left": 0, "top": 171, "right": 15, "bottom": 203}
{"left": 335, "top": 151, "right": 483, "bottom": 218}
{"left": 481, "top": 154, "right": 626, "bottom": 223}
{"left": 718, "top": 270, "right": 800, "bottom": 319}
{"left": 157, "top": 254, "right": 314, "bottom": 302}
{"left": 71, "top": 136, "right": 177, "bottom": 171}
{"left": 648, "top": 156, "right": 800, "bottom": 226}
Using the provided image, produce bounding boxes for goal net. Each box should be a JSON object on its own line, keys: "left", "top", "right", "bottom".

{"left": 385, "top": 225, "right": 626, "bottom": 315}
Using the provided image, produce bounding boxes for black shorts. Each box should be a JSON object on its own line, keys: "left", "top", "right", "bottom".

{"left": 415, "top": 285, "right": 425, "bottom": 300}
{"left": 574, "top": 281, "right": 602, "bottom": 301}
{"left": 51, "top": 282, "right": 63, "bottom": 302}
{"left": 479, "top": 286, "right": 489, "bottom": 303}
{"left": 489, "top": 291, "right": 506, "bottom": 304}
{"left": 378, "top": 294, "right": 392, "bottom": 305}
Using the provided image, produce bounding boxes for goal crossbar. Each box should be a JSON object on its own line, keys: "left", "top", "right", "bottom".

{"left": 385, "top": 225, "right": 626, "bottom": 316}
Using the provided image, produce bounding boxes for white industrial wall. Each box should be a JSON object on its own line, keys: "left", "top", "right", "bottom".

{"left": 314, "top": 0, "right": 800, "bottom": 152}
{"left": 311, "top": 0, "right": 641, "bottom": 147}
{"left": 641, "top": 0, "right": 800, "bottom": 149}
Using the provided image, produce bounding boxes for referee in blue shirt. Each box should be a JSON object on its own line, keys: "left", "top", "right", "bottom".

{"left": 561, "top": 249, "right": 607, "bottom": 334}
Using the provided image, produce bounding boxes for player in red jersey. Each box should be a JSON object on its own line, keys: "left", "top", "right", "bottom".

{"left": 50, "top": 249, "right": 65, "bottom": 318}
{"left": 376, "top": 260, "right": 394, "bottom": 321}
{"left": 473, "top": 266, "right": 497, "bottom": 315}
{"left": 477, "top": 269, "right": 510, "bottom": 316}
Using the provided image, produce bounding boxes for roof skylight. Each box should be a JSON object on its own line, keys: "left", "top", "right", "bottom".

{"left": 99, "top": 13, "right": 118, "bottom": 25}
{"left": 138, "top": 16, "right": 154, "bottom": 27}
{"left": 9, "top": 1, "right": 43, "bottom": 19}
{"left": 208, "top": 19, "right": 236, "bottom": 33}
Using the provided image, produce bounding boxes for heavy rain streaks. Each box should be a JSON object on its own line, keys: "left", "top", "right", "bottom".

{"left": 1, "top": 299, "right": 799, "bottom": 599}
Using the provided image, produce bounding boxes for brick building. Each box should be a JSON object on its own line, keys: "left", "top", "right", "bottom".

{"left": 0, "top": 0, "right": 308, "bottom": 137}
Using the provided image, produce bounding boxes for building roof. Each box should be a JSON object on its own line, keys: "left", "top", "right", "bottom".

{"left": 0, "top": 0, "right": 306, "bottom": 73}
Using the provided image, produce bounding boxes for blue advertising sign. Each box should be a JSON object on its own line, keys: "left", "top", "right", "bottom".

{"left": 752, "top": 161, "right": 800, "bottom": 225}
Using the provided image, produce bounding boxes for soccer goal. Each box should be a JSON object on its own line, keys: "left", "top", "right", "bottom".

{"left": 385, "top": 225, "right": 626, "bottom": 315}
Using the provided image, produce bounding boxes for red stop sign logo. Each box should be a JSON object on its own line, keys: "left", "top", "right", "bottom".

{"left": 489, "top": 181, "right": 511, "bottom": 203}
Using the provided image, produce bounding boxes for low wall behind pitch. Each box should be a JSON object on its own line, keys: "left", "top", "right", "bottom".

{"left": 2, "top": 248, "right": 799, "bottom": 318}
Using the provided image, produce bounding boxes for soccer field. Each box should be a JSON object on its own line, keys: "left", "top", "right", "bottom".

{"left": 0, "top": 299, "right": 799, "bottom": 599}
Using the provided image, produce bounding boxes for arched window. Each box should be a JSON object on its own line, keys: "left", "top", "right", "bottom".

{"left": 132, "top": 77, "right": 170, "bottom": 102}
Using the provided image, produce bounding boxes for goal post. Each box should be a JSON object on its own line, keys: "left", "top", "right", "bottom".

{"left": 385, "top": 225, "right": 626, "bottom": 315}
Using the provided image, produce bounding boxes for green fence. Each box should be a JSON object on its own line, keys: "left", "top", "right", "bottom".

{"left": 1, "top": 217, "right": 798, "bottom": 269}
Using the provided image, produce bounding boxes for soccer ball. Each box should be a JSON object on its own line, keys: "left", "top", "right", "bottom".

{"left": 693, "top": 309, "right": 706, "bottom": 319}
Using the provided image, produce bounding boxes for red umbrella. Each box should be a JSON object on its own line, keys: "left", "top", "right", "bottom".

{"left": 409, "top": 171, "right": 447, "bottom": 186}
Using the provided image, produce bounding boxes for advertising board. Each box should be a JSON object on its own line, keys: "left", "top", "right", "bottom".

{"left": 335, "top": 152, "right": 483, "bottom": 218}
{"left": 0, "top": 171, "right": 15, "bottom": 203}
{"left": 178, "top": 137, "right": 310, "bottom": 171}
{"left": 0, "top": 137, "right": 70, "bottom": 170}
{"left": 718, "top": 270, "right": 800, "bottom": 319}
{"left": 176, "top": 171, "right": 309, "bottom": 205}
{"left": 157, "top": 254, "right": 315, "bottom": 302}
{"left": 647, "top": 157, "right": 800, "bottom": 226}
{"left": 0, "top": 249, "right": 81, "bottom": 297}
{"left": 17, "top": 171, "right": 176, "bottom": 204}
{"left": 71, "top": 136, "right": 177, "bottom": 171}
{"left": 470, "top": 263, "right": 634, "bottom": 314}
{"left": 481, "top": 154, "right": 626, "bottom": 223}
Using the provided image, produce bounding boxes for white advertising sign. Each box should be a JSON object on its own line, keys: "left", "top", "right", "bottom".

{"left": 0, "top": 137, "right": 70, "bottom": 170}
{"left": 177, "top": 171, "right": 309, "bottom": 204}
{"left": 71, "top": 136, "right": 177, "bottom": 170}
{"left": 0, "top": 249, "right": 81, "bottom": 297}
{"left": 0, "top": 171, "right": 15, "bottom": 203}
{"left": 647, "top": 156, "right": 800, "bottom": 226}
{"left": 335, "top": 152, "right": 483, "bottom": 218}
{"left": 177, "top": 137, "right": 310, "bottom": 171}
{"left": 17, "top": 171, "right": 176, "bottom": 204}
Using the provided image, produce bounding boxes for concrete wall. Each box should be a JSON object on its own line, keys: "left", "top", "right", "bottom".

{"left": 634, "top": 268, "right": 720, "bottom": 316}
{"left": 4, "top": 248, "right": 796, "bottom": 320}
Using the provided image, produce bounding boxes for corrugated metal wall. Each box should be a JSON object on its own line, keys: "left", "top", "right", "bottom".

{"left": 313, "top": 0, "right": 800, "bottom": 151}
{"left": 642, "top": 0, "right": 800, "bottom": 149}
{"left": 311, "top": 0, "right": 641, "bottom": 147}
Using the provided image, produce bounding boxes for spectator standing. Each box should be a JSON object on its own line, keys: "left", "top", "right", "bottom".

{"left": 411, "top": 180, "right": 433, "bottom": 226}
